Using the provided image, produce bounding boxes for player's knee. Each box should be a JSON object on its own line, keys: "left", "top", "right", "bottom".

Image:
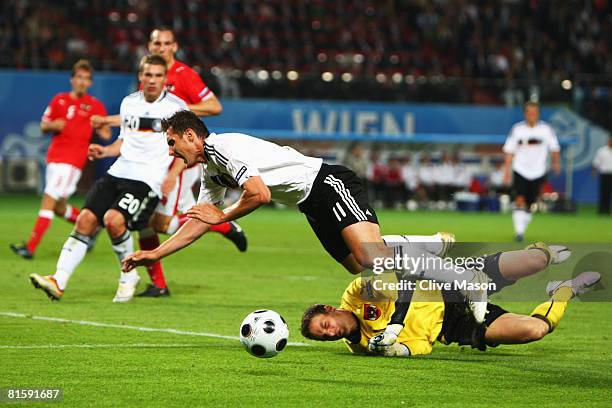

{"left": 75, "top": 209, "right": 98, "bottom": 235}
{"left": 53, "top": 206, "right": 65, "bottom": 216}
{"left": 103, "top": 209, "right": 126, "bottom": 236}
{"left": 521, "top": 321, "right": 549, "bottom": 342}
{"left": 150, "top": 215, "right": 169, "bottom": 234}
{"left": 528, "top": 250, "right": 549, "bottom": 271}
{"left": 353, "top": 249, "right": 377, "bottom": 270}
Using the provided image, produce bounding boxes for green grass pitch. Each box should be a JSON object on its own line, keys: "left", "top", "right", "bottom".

{"left": 1, "top": 194, "right": 610, "bottom": 407}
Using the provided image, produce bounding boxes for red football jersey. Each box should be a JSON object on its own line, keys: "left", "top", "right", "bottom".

{"left": 42, "top": 92, "right": 107, "bottom": 169}
{"left": 165, "top": 61, "right": 213, "bottom": 104}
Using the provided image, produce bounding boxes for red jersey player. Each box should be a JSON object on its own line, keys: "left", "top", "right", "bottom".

{"left": 92, "top": 28, "right": 245, "bottom": 297}
{"left": 11, "top": 60, "right": 111, "bottom": 259}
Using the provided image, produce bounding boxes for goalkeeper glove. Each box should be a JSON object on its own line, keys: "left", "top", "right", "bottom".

{"left": 368, "top": 342, "right": 410, "bottom": 357}
{"left": 368, "top": 324, "right": 404, "bottom": 354}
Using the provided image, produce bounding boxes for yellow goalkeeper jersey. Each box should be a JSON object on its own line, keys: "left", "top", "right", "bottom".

{"left": 340, "top": 276, "right": 445, "bottom": 356}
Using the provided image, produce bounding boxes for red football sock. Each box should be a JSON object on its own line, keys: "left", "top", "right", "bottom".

{"left": 63, "top": 205, "right": 80, "bottom": 223}
{"left": 139, "top": 233, "right": 167, "bottom": 289}
{"left": 26, "top": 210, "right": 54, "bottom": 253}
{"left": 209, "top": 221, "right": 231, "bottom": 235}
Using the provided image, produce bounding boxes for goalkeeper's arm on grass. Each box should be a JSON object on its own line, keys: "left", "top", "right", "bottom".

{"left": 367, "top": 275, "right": 414, "bottom": 357}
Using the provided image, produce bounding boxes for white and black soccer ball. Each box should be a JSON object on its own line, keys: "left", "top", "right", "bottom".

{"left": 239, "top": 310, "right": 289, "bottom": 358}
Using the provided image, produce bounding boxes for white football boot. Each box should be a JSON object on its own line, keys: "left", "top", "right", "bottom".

{"left": 546, "top": 271, "right": 602, "bottom": 298}
{"left": 112, "top": 275, "right": 140, "bottom": 303}
{"left": 464, "top": 268, "right": 490, "bottom": 324}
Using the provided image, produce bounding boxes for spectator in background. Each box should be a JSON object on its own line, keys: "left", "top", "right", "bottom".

{"left": 433, "top": 152, "right": 455, "bottom": 204}
{"left": 593, "top": 136, "right": 612, "bottom": 215}
{"left": 383, "top": 156, "right": 404, "bottom": 209}
{"left": 367, "top": 151, "right": 387, "bottom": 208}
{"left": 451, "top": 153, "right": 472, "bottom": 193}
{"left": 401, "top": 155, "right": 418, "bottom": 210}
{"left": 489, "top": 160, "right": 509, "bottom": 196}
{"left": 417, "top": 154, "right": 435, "bottom": 204}
{"left": 343, "top": 142, "right": 368, "bottom": 185}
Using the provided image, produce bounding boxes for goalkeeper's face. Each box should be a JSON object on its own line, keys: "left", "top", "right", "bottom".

{"left": 308, "top": 307, "right": 355, "bottom": 341}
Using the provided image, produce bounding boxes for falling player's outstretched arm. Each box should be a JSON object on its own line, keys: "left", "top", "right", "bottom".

{"left": 186, "top": 176, "right": 271, "bottom": 224}
{"left": 121, "top": 216, "right": 211, "bottom": 272}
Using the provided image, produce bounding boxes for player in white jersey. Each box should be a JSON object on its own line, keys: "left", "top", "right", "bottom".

{"left": 122, "top": 111, "right": 500, "bottom": 346}
{"left": 91, "top": 27, "right": 247, "bottom": 298}
{"left": 503, "top": 102, "right": 561, "bottom": 241}
{"left": 28, "top": 55, "right": 185, "bottom": 302}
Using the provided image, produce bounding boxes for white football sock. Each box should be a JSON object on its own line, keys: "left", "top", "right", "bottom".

{"left": 111, "top": 230, "right": 133, "bottom": 265}
{"left": 53, "top": 232, "right": 90, "bottom": 290}
{"left": 63, "top": 204, "right": 73, "bottom": 220}
{"left": 120, "top": 270, "right": 140, "bottom": 284}
{"left": 523, "top": 211, "right": 532, "bottom": 234}
{"left": 112, "top": 230, "right": 139, "bottom": 283}
{"left": 166, "top": 216, "right": 180, "bottom": 234}
{"left": 39, "top": 209, "right": 55, "bottom": 220}
{"left": 390, "top": 244, "right": 478, "bottom": 283}
{"left": 513, "top": 209, "right": 527, "bottom": 235}
{"left": 383, "top": 234, "right": 445, "bottom": 257}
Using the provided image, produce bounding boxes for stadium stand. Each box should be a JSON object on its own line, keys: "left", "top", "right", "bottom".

{"left": 2, "top": 1, "right": 609, "bottom": 129}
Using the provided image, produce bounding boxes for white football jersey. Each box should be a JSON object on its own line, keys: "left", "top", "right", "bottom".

{"left": 197, "top": 133, "right": 322, "bottom": 206}
{"left": 402, "top": 165, "right": 418, "bottom": 190}
{"left": 593, "top": 145, "right": 612, "bottom": 174}
{"left": 418, "top": 165, "right": 434, "bottom": 186}
{"left": 503, "top": 120, "right": 560, "bottom": 180}
{"left": 108, "top": 90, "right": 187, "bottom": 196}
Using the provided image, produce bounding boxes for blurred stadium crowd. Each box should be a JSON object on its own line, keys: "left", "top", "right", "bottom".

{"left": 341, "top": 143, "right": 515, "bottom": 211}
{"left": 0, "top": 0, "right": 610, "bottom": 128}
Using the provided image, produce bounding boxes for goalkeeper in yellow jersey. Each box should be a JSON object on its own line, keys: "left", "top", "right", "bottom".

{"left": 301, "top": 244, "right": 601, "bottom": 357}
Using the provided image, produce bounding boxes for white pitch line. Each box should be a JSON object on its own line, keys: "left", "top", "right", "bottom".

{"left": 0, "top": 343, "right": 201, "bottom": 350}
{"left": 0, "top": 312, "right": 309, "bottom": 347}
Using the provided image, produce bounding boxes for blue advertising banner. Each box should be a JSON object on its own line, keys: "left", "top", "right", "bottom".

{"left": 0, "top": 70, "right": 607, "bottom": 203}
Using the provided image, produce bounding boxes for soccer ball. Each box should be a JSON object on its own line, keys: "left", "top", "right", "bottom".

{"left": 239, "top": 309, "right": 289, "bottom": 358}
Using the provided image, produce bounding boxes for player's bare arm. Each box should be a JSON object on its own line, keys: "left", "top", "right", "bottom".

{"left": 186, "top": 176, "right": 271, "bottom": 224}
{"left": 91, "top": 114, "right": 121, "bottom": 128}
{"left": 502, "top": 153, "right": 513, "bottom": 185}
{"left": 40, "top": 119, "right": 66, "bottom": 133}
{"left": 94, "top": 122, "right": 112, "bottom": 141}
{"left": 188, "top": 94, "right": 223, "bottom": 117}
{"left": 87, "top": 139, "right": 123, "bottom": 161}
{"left": 551, "top": 151, "right": 561, "bottom": 175}
{"left": 122, "top": 217, "right": 210, "bottom": 272}
{"left": 161, "top": 159, "right": 187, "bottom": 198}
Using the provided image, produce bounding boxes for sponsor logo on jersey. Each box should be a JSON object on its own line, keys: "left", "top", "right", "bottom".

{"left": 123, "top": 116, "right": 163, "bottom": 132}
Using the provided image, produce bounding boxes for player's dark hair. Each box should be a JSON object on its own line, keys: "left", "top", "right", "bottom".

{"left": 300, "top": 304, "right": 328, "bottom": 340}
{"left": 149, "top": 26, "right": 176, "bottom": 42}
{"left": 524, "top": 101, "right": 540, "bottom": 110}
{"left": 162, "top": 110, "right": 210, "bottom": 140}
{"left": 71, "top": 59, "right": 93, "bottom": 78}
{"left": 139, "top": 54, "right": 168, "bottom": 73}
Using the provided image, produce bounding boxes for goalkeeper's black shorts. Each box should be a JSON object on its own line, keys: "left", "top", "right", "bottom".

{"left": 437, "top": 299, "right": 509, "bottom": 351}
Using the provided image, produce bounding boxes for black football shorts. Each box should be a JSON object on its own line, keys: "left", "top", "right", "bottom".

{"left": 84, "top": 174, "right": 159, "bottom": 231}
{"left": 298, "top": 164, "right": 378, "bottom": 263}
